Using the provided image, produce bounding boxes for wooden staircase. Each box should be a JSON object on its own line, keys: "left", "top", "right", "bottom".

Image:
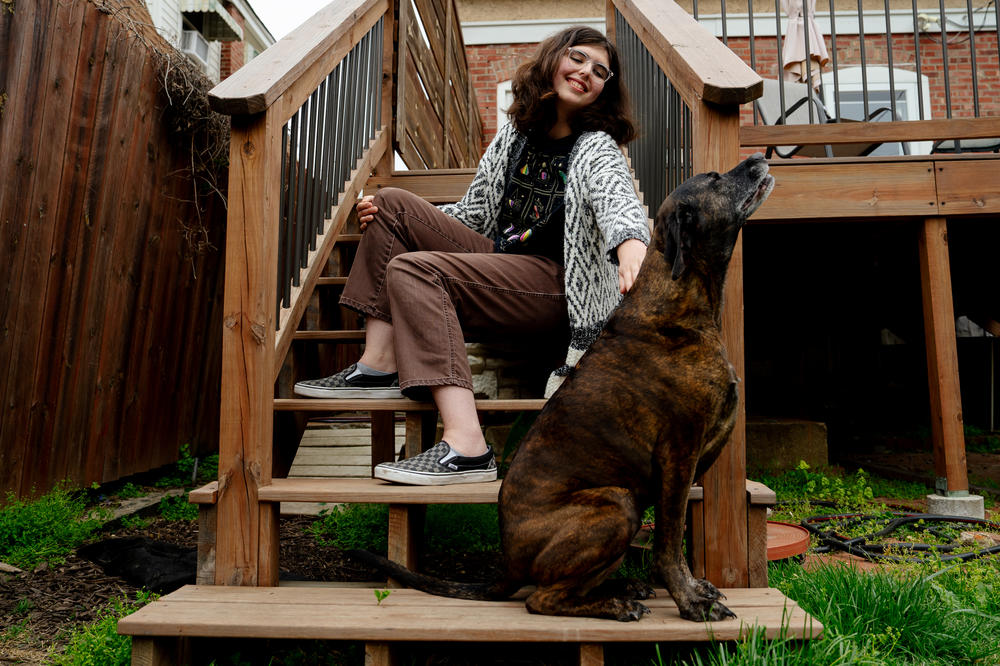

{"left": 117, "top": 0, "right": 825, "bottom": 662}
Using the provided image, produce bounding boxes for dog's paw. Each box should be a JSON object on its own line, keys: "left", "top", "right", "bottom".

{"left": 615, "top": 600, "right": 652, "bottom": 622}
{"left": 692, "top": 578, "right": 726, "bottom": 601}
{"left": 679, "top": 599, "right": 736, "bottom": 623}
{"left": 623, "top": 579, "right": 657, "bottom": 600}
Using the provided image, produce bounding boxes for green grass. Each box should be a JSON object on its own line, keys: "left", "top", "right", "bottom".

{"left": 309, "top": 503, "right": 500, "bottom": 556}
{"left": 649, "top": 558, "right": 1000, "bottom": 666}
{"left": 49, "top": 591, "right": 156, "bottom": 666}
{"left": 0, "top": 483, "right": 106, "bottom": 569}
{"left": 648, "top": 461, "right": 1000, "bottom": 666}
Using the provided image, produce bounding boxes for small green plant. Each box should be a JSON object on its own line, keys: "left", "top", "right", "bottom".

{"left": 1, "top": 617, "right": 30, "bottom": 644}
{"left": 158, "top": 493, "right": 198, "bottom": 521}
{"left": 154, "top": 443, "right": 218, "bottom": 488}
{"left": 309, "top": 503, "right": 502, "bottom": 556}
{"left": 119, "top": 514, "right": 151, "bottom": 530}
{"left": 310, "top": 503, "right": 389, "bottom": 553}
{"left": 425, "top": 504, "right": 500, "bottom": 555}
{"left": 116, "top": 482, "right": 146, "bottom": 499}
{"left": 374, "top": 589, "right": 391, "bottom": 605}
{"left": 49, "top": 591, "right": 156, "bottom": 666}
{"left": 13, "top": 597, "right": 33, "bottom": 615}
{"left": 0, "top": 482, "right": 104, "bottom": 569}
{"left": 966, "top": 425, "right": 1000, "bottom": 454}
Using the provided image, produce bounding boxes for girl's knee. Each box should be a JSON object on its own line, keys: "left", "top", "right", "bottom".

{"left": 386, "top": 252, "right": 437, "bottom": 281}
{"left": 372, "top": 187, "right": 420, "bottom": 211}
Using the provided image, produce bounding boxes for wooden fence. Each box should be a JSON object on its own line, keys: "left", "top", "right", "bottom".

{"left": 0, "top": 0, "right": 228, "bottom": 499}
{"left": 395, "top": 0, "right": 483, "bottom": 168}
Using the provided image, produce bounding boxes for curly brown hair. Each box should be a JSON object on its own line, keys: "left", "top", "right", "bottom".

{"left": 506, "top": 26, "right": 636, "bottom": 146}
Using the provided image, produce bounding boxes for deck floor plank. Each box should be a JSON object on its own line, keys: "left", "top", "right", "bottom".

{"left": 119, "top": 586, "right": 822, "bottom": 643}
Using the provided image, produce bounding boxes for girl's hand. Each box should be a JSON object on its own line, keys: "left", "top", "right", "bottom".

{"left": 356, "top": 195, "right": 378, "bottom": 231}
{"left": 616, "top": 238, "right": 646, "bottom": 294}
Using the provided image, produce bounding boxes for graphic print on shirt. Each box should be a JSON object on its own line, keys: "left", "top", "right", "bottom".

{"left": 495, "top": 145, "right": 571, "bottom": 259}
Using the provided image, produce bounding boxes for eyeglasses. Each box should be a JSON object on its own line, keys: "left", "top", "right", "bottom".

{"left": 565, "top": 47, "right": 614, "bottom": 83}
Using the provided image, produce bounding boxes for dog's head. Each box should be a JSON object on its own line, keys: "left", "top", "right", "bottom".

{"left": 656, "top": 153, "right": 773, "bottom": 281}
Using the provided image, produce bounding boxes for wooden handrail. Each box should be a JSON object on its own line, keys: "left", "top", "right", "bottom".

{"left": 742, "top": 116, "right": 1000, "bottom": 148}
{"left": 208, "top": 0, "right": 388, "bottom": 117}
{"left": 613, "top": 0, "right": 762, "bottom": 108}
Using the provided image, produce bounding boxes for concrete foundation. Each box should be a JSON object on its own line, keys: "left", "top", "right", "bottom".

{"left": 926, "top": 493, "right": 986, "bottom": 519}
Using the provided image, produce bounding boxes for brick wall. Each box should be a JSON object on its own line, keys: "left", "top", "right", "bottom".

{"left": 727, "top": 32, "right": 1000, "bottom": 119}
{"left": 220, "top": 2, "right": 247, "bottom": 80}
{"left": 467, "top": 43, "right": 537, "bottom": 151}
{"left": 466, "top": 30, "right": 999, "bottom": 150}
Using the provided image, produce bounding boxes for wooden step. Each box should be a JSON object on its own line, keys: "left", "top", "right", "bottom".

{"left": 191, "top": 478, "right": 775, "bottom": 507}
{"left": 119, "top": 585, "right": 823, "bottom": 666}
{"left": 273, "top": 398, "right": 547, "bottom": 411}
{"left": 190, "top": 478, "right": 775, "bottom": 586}
{"left": 315, "top": 276, "right": 348, "bottom": 286}
{"left": 292, "top": 330, "right": 366, "bottom": 342}
{"left": 258, "top": 477, "right": 502, "bottom": 504}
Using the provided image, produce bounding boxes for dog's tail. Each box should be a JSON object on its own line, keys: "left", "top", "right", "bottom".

{"left": 346, "top": 549, "right": 518, "bottom": 600}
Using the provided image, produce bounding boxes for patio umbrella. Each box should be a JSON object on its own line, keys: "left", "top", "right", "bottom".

{"left": 781, "top": 0, "right": 829, "bottom": 89}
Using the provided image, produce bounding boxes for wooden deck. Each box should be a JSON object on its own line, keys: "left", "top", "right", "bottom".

{"left": 119, "top": 585, "right": 822, "bottom": 664}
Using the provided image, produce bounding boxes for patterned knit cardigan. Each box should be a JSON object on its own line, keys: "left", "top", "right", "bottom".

{"left": 439, "top": 123, "right": 651, "bottom": 397}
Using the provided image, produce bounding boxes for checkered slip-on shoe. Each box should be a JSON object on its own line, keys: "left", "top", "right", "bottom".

{"left": 293, "top": 363, "right": 403, "bottom": 399}
{"left": 374, "top": 441, "right": 497, "bottom": 485}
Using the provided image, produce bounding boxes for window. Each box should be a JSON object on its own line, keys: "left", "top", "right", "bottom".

{"left": 821, "top": 66, "right": 933, "bottom": 155}
{"left": 497, "top": 79, "right": 513, "bottom": 131}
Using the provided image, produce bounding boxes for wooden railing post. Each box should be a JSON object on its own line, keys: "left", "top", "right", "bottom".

{"left": 216, "top": 111, "right": 282, "bottom": 586}
{"left": 692, "top": 102, "right": 749, "bottom": 588}
{"left": 919, "top": 216, "right": 969, "bottom": 495}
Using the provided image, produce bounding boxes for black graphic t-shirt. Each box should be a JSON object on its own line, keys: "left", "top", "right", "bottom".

{"left": 494, "top": 133, "right": 577, "bottom": 264}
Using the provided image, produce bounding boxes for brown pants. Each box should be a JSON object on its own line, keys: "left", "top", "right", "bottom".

{"left": 340, "top": 188, "right": 569, "bottom": 397}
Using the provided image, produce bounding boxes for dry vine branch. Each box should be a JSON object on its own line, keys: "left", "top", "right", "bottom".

{"left": 86, "top": 0, "right": 231, "bottom": 266}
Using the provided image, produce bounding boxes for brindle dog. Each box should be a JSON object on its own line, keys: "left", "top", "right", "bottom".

{"left": 350, "top": 153, "right": 774, "bottom": 622}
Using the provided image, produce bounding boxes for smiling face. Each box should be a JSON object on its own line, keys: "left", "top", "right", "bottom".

{"left": 551, "top": 43, "right": 610, "bottom": 120}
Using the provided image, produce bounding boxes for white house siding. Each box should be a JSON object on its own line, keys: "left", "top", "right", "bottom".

{"left": 145, "top": 0, "right": 183, "bottom": 45}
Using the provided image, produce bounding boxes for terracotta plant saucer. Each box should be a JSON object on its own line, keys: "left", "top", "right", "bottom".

{"left": 767, "top": 521, "right": 811, "bottom": 561}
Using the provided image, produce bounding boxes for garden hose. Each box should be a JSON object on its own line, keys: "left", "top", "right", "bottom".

{"left": 799, "top": 510, "right": 1000, "bottom": 563}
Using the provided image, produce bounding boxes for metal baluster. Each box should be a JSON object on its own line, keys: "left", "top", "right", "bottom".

{"left": 316, "top": 73, "right": 331, "bottom": 221}
{"left": 884, "top": 0, "right": 897, "bottom": 119}
{"left": 774, "top": 0, "right": 787, "bottom": 118}
{"left": 335, "top": 51, "right": 352, "bottom": 196}
{"left": 748, "top": 0, "right": 758, "bottom": 126}
{"left": 721, "top": 0, "right": 729, "bottom": 45}
{"left": 322, "top": 68, "right": 339, "bottom": 213}
{"left": 279, "top": 122, "right": 290, "bottom": 314}
{"left": 803, "top": 0, "right": 816, "bottom": 123}
{"left": 294, "top": 99, "right": 309, "bottom": 275}
{"left": 911, "top": 0, "right": 926, "bottom": 119}
{"left": 965, "top": 0, "right": 979, "bottom": 116}
{"left": 684, "top": 104, "right": 693, "bottom": 181}
{"left": 829, "top": 0, "right": 841, "bottom": 117}
{"left": 858, "top": 0, "right": 871, "bottom": 118}
{"left": 938, "top": 0, "right": 953, "bottom": 119}
{"left": 304, "top": 89, "right": 320, "bottom": 254}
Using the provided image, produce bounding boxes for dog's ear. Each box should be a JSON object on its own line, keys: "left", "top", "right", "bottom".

{"left": 663, "top": 201, "right": 695, "bottom": 280}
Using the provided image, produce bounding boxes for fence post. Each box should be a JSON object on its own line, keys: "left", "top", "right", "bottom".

{"left": 216, "top": 110, "right": 282, "bottom": 586}
{"left": 692, "top": 101, "right": 749, "bottom": 588}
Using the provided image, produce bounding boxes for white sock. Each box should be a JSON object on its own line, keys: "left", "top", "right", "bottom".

{"left": 355, "top": 362, "right": 395, "bottom": 376}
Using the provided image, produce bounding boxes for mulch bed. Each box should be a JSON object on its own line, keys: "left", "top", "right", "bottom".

{"left": 0, "top": 514, "right": 504, "bottom": 664}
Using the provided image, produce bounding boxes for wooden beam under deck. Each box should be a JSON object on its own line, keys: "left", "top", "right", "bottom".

{"left": 368, "top": 154, "right": 1000, "bottom": 222}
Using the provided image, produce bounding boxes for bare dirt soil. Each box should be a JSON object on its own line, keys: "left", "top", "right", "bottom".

{"left": 0, "top": 514, "right": 508, "bottom": 665}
